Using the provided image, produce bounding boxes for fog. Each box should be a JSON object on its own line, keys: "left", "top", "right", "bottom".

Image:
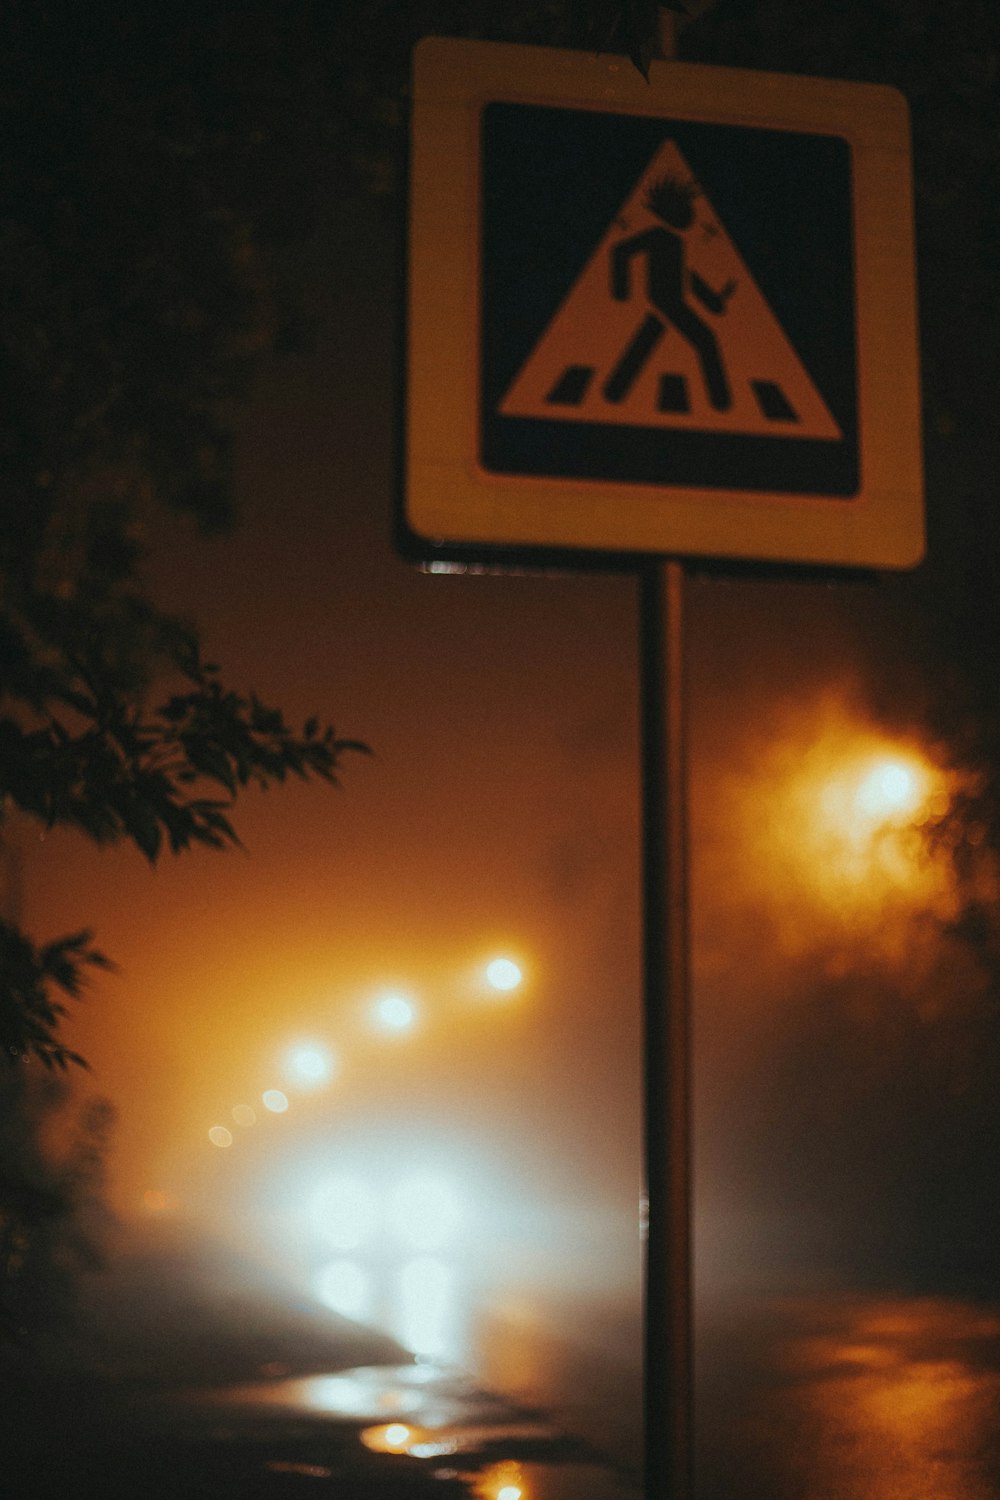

{"left": 17, "top": 193, "right": 998, "bottom": 1483}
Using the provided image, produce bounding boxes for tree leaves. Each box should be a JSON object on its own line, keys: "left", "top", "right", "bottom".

{"left": 0, "top": 545, "right": 370, "bottom": 1068}
{"left": 0, "top": 924, "right": 110, "bottom": 1072}
{"left": 0, "top": 0, "right": 675, "bottom": 1072}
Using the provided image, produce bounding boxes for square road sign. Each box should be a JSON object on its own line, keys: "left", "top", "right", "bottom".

{"left": 405, "top": 37, "right": 924, "bottom": 570}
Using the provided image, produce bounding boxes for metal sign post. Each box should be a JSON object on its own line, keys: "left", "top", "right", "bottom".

{"left": 641, "top": 554, "right": 692, "bottom": 1498}
{"left": 403, "top": 35, "right": 924, "bottom": 1499}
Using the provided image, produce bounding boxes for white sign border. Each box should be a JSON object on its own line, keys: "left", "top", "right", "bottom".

{"left": 406, "top": 37, "right": 924, "bottom": 570}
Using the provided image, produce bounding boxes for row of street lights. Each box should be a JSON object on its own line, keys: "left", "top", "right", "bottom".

{"left": 204, "top": 954, "right": 525, "bottom": 1151}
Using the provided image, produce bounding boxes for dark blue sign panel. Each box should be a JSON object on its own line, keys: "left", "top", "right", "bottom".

{"left": 480, "top": 104, "right": 858, "bottom": 499}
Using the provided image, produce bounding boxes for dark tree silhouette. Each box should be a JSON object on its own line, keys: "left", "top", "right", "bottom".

{"left": 1, "top": 5, "right": 371, "bottom": 1069}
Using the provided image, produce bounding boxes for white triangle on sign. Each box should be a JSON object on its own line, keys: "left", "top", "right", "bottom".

{"left": 498, "top": 141, "right": 841, "bottom": 441}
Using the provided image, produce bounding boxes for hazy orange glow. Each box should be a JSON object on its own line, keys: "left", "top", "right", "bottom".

{"left": 854, "top": 758, "right": 924, "bottom": 821}
{"left": 360, "top": 1422, "right": 420, "bottom": 1454}
{"left": 474, "top": 1461, "right": 528, "bottom": 1500}
{"left": 791, "top": 1302, "right": 1000, "bottom": 1500}
{"left": 702, "top": 692, "right": 960, "bottom": 966}
{"left": 140, "top": 1188, "right": 177, "bottom": 1216}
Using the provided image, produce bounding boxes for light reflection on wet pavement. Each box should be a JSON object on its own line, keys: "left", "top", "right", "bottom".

{"left": 170, "top": 1359, "right": 642, "bottom": 1499}
{"left": 172, "top": 1293, "right": 1000, "bottom": 1498}
{"left": 696, "top": 1293, "right": 1000, "bottom": 1500}
{"left": 10, "top": 1287, "right": 1000, "bottom": 1496}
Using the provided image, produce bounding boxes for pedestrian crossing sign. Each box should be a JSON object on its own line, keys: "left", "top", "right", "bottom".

{"left": 497, "top": 137, "right": 841, "bottom": 442}
{"left": 405, "top": 38, "right": 924, "bottom": 570}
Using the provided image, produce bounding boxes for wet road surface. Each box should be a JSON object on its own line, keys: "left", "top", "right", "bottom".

{"left": 6, "top": 1234, "right": 1000, "bottom": 1500}
{"left": 696, "top": 1291, "right": 1000, "bottom": 1500}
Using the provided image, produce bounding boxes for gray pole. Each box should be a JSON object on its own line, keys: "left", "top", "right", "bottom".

{"left": 641, "top": 17, "right": 693, "bottom": 1494}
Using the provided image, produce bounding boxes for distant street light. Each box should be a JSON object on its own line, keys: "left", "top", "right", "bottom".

{"left": 485, "top": 957, "right": 523, "bottom": 992}
{"left": 372, "top": 992, "right": 418, "bottom": 1034}
{"left": 285, "top": 1042, "right": 336, "bottom": 1088}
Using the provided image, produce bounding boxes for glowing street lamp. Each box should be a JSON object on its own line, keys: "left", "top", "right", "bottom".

{"left": 372, "top": 992, "right": 418, "bottom": 1034}
{"left": 789, "top": 736, "right": 949, "bottom": 918}
{"left": 854, "top": 756, "right": 925, "bottom": 824}
{"left": 729, "top": 712, "right": 953, "bottom": 949}
{"left": 485, "top": 957, "right": 523, "bottom": 992}
{"left": 284, "top": 1043, "right": 336, "bottom": 1089}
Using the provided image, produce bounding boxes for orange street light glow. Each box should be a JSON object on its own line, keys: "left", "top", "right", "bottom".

{"left": 485, "top": 957, "right": 523, "bottom": 992}
{"left": 475, "top": 1462, "right": 528, "bottom": 1500}
{"left": 360, "top": 1423, "right": 421, "bottom": 1454}
{"left": 716, "top": 698, "right": 959, "bottom": 965}
{"left": 854, "top": 757, "right": 925, "bottom": 822}
{"left": 815, "top": 749, "right": 937, "bottom": 882}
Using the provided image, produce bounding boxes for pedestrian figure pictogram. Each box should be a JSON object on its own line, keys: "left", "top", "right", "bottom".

{"left": 608, "top": 173, "right": 736, "bottom": 410}
{"left": 499, "top": 140, "right": 842, "bottom": 441}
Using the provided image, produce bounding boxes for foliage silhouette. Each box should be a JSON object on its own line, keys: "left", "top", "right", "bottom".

{"left": 1, "top": 2, "right": 370, "bottom": 1069}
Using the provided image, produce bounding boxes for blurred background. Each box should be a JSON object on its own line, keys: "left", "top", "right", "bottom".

{"left": 4, "top": 3, "right": 1000, "bottom": 1494}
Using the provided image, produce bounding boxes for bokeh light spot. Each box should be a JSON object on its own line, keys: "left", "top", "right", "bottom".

{"left": 262, "top": 1089, "right": 289, "bottom": 1114}
{"left": 373, "top": 993, "right": 417, "bottom": 1033}
{"left": 285, "top": 1043, "right": 335, "bottom": 1088}
{"left": 475, "top": 1462, "right": 527, "bottom": 1500}
{"left": 208, "top": 1126, "right": 233, "bottom": 1148}
{"left": 856, "top": 759, "right": 923, "bottom": 821}
{"left": 361, "top": 1423, "right": 419, "bottom": 1454}
{"left": 485, "top": 958, "right": 522, "bottom": 992}
{"left": 312, "top": 1175, "right": 378, "bottom": 1250}
{"left": 397, "top": 1257, "right": 454, "bottom": 1358}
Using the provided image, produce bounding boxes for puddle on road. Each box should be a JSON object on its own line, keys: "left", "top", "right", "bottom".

{"left": 189, "top": 1360, "right": 512, "bottom": 1427}
{"left": 464, "top": 1459, "right": 641, "bottom": 1500}
{"left": 180, "top": 1360, "right": 642, "bottom": 1498}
